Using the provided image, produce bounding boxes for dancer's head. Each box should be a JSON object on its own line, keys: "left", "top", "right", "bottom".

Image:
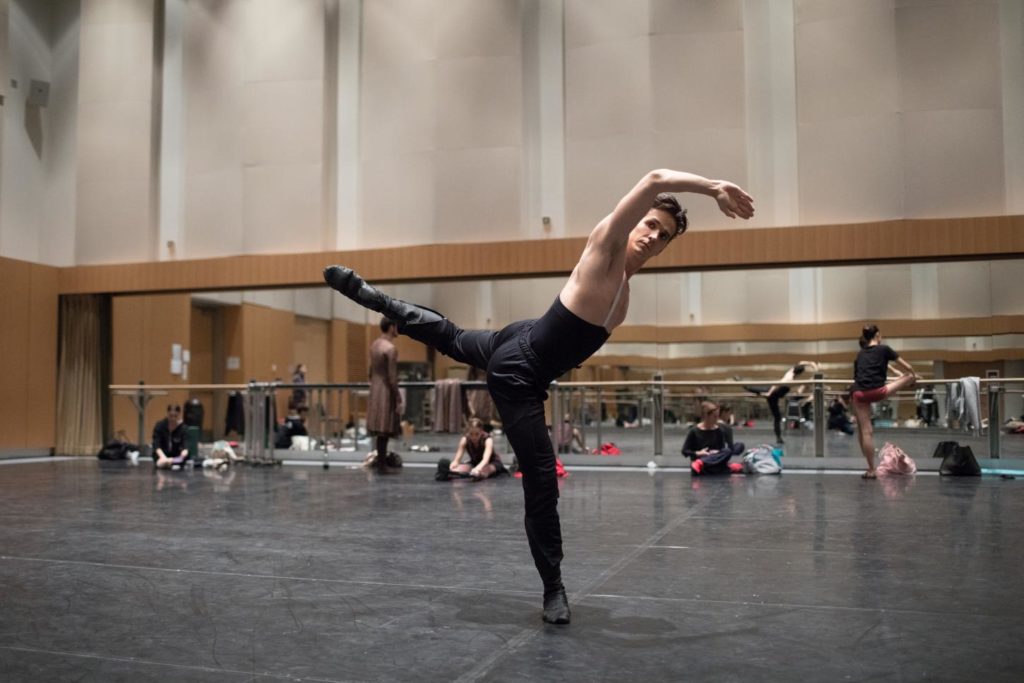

{"left": 465, "top": 417, "right": 486, "bottom": 440}
{"left": 859, "top": 324, "right": 880, "bottom": 348}
{"left": 166, "top": 404, "right": 182, "bottom": 427}
{"left": 700, "top": 401, "right": 719, "bottom": 423}
{"left": 628, "top": 194, "right": 688, "bottom": 266}
{"left": 793, "top": 361, "right": 819, "bottom": 376}
{"left": 380, "top": 317, "right": 396, "bottom": 334}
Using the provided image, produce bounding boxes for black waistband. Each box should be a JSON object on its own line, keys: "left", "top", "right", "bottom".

{"left": 527, "top": 297, "right": 610, "bottom": 377}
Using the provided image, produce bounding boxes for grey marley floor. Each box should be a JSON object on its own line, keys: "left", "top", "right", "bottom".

{"left": 1, "top": 458, "right": 1023, "bottom": 682}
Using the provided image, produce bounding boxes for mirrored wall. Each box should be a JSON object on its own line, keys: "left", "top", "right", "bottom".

{"left": 109, "top": 258, "right": 1024, "bottom": 456}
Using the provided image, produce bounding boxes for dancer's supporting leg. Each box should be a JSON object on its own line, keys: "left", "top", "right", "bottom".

{"left": 852, "top": 374, "right": 916, "bottom": 478}
{"left": 766, "top": 390, "right": 786, "bottom": 443}
{"left": 375, "top": 435, "right": 390, "bottom": 470}
{"left": 489, "top": 389, "right": 569, "bottom": 624}
{"left": 851, "top": 398, "right": 876, "bottom": 477}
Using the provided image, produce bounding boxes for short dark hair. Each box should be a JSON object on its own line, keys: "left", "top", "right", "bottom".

{"left": 653, "top": 193, "right": 688, "bottom": 237}
{"left": 380, "top": 317, "right": 396, "bottom": 333}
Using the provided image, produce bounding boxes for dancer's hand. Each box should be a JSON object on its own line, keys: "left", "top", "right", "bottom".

{"left": 713, "top": 181, "right": 754, "bottom": 219}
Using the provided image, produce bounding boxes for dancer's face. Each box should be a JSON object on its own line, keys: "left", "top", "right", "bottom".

{"left": 628, "top": 209, "right": 675, "bottom": 264}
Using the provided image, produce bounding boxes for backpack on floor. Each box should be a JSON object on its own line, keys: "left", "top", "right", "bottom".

{"left": 876, "top": 442, "right": 917, "bottom": 476}
{"left": 933, "top": 441, "right": 960, "bottom": 459}
{"left": 939, "top": 444, "right": 981, "bottom": 476}
{"left": 742, "top": 444, "right": 782, "bottom": 474}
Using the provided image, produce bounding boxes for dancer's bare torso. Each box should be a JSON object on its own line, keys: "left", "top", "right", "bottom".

{"left": 560, "top": 226, "right": 631, "bottom": 333}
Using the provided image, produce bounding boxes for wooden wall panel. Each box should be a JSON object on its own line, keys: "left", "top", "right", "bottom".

{"left": 26, "top": 264, "right": 59, "bottom": 449}
{"left": 0, "top": 259, "right": 59, "bottom": 452}
{"left": 222, "top": 305, "right": 244, "bottom": 385}
{"left": 392, "top": 334, "right": 429, "bottom": 364}
{"left": 55, "top": 215, "right": 1024, "bottom": 295}
{"left": 346, "top": 321, "right": 369, "bottom": 421}
{"left": 189, "top": 304, "right": 216, "bottom": 436}
{"left": 0, "top": 259, "right": 31, "bottom": 450}
{"left": 610, "top": 315, "right": 1024, "bottom": 344}
{"left": 111, "top": 296, "right": 145, "bottom": 436}
{"left": 294, "top": 316, "right": 330, "bottom": 385}
{"left": 110, "top": 294, "right": 191, "bottom": 443}
{"left": 240, "top": 303, "right": 295, "bottom": 417}
{"left": 582, "top": 348, "right": 1024, "bottom": 373}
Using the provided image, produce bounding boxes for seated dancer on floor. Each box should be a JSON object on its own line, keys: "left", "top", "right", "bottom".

{"left": 682, "top": 402, "right": 745, "bottom": 475}
{"left": 324, "top": 169, "right": 754, "bottom": 624}
{"left": 436, "top": 418, "right": 508, "bottom": 481}
{"left": 850, "top": 324, "right": 918, "bottom": 479}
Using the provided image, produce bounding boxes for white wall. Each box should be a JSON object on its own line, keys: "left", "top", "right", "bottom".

{"left": 0, "top": 0, "right": 78, "bottom": 265}
{"left": 183, "top": 0, "right": 325, "bottom": 259}
{"left": 0, "top": 1, "right": 1020, "bottom": 265}
{"left": 358, "top": 0, "right": 523, "bottom": 249}
{"left": 74, "top": 0, "right": 156, "bottom": 265}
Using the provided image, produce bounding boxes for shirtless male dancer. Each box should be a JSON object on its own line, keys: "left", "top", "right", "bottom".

{"left": 324, "top": 169, "right": 754, "bottom": 624}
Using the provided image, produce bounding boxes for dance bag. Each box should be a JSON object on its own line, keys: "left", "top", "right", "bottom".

{"left": 876, "top": 443, "right": 917, "bottom": 476}
{"left": 742, "top": 445, "right": 782, "bottom": 474}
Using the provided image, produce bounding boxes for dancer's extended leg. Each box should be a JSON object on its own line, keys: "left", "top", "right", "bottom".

{"left": 325, "top": 266, "right": 495, "bottom": 369}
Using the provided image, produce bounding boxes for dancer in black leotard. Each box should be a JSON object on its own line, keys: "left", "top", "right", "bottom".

{"left": 325, "top": 169, "right": 754, "bottom": 624}
{"left": 746, "top": 361, "right": 818, "bottom": 444}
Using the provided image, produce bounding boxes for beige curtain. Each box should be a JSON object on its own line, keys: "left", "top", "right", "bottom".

{"left": 56, "top": 296, "right": 106, "bottom": 456}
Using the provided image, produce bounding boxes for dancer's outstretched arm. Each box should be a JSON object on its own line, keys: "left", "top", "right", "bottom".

{"left": 589, "top": 169, "right": 753, "bottom": 252}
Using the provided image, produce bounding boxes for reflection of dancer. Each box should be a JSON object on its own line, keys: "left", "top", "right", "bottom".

{"left": 746, "top": 362, "right": 818, "bottom": 444}
{"left": 325, "top": 169, "right": 753, "bottom": 624}
{"left": 850, "top": 325, "right": 917, "bottom": 479}
{"left": 367, "top": 318, "right": 403, "bottom": 474}
{"left": 553, "top": 414, "right": 586, "bottom": 454}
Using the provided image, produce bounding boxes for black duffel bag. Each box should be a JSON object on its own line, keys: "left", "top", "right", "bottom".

{"left": 939, "top": 443, "right": 981, "bottom": 476}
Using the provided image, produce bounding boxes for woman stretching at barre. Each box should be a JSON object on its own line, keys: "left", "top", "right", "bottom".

{"left": 850, "top": 325, "right": 918, "bottom": 479}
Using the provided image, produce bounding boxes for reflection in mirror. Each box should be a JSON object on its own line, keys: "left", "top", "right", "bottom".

{"left": 109, "top": 258, "right": 1024, "bottom": 461}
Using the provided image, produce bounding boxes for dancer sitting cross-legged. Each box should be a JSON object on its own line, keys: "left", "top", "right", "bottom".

{"left": 324, "top": 169, "right": 754, "bottom": 624}
{"left": 682, "top": 401, "right": 745, "bottom": 475}
{"left": 436, "top": 418, "right": 508, "bottom": 481}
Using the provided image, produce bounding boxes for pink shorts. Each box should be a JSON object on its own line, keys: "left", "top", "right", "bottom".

{"left": 852, "top": 386, "right": 888, "bottom": 404}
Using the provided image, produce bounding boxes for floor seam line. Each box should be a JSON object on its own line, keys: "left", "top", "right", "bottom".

{"left": 582, "top": 593, "right": 1019, "bottom": 619}
{"left": 0, "top": 555, "right": 539, "bottom": 597}
{"left": 0, "top": 644, "right": 354, "bottom": 682}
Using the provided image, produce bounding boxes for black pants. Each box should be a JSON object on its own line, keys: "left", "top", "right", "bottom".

{"left": 691, "top": 442, "right": 746, "bottom": 474}
{"left": 766, "top": 387, "right": 790, "bottom": 442}
{"left": 400, "top": 316, "right": 564, "bottom": 592}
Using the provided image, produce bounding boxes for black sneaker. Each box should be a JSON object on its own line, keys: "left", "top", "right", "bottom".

{"left": 542, "top": 588, "right": 571, "bottom": 625}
